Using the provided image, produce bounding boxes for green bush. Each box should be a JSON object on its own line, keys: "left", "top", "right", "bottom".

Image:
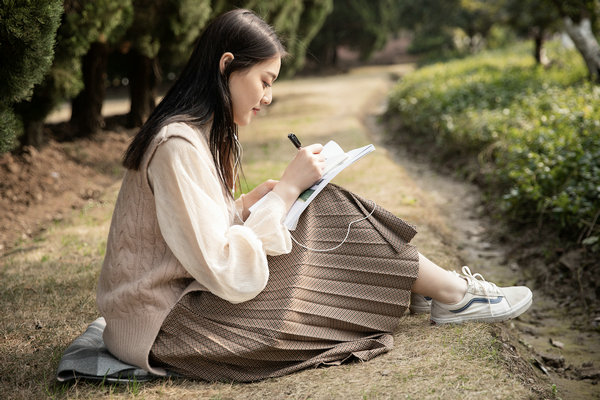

{"left": 386, "top": 41, "right": 599, "bottom": 248}
{"left": 0, "top": 0, "right": 63, "bottom": 152}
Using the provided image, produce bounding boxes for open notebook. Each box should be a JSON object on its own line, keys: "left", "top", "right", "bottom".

{"left": 250, "top": 140, "right": 375, "bottom": 230}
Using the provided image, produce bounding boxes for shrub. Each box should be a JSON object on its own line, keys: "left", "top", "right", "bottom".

{"left": 0, "top": 0, "right": 63, "bottom": 152}
{"left": 386, "top": 41, "right": 599, "bottom": 248}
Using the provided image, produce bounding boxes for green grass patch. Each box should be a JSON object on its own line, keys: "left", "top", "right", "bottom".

{"left": 386, "top": 40, "right": 600, "bottom": 248}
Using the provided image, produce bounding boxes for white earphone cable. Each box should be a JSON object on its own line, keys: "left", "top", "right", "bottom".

{"left": 289, "top": 201, "right": 377, "bottom": 252}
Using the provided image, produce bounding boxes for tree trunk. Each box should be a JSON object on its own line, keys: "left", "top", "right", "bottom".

{"left": 22, "top": 120, "right": 44, "bottom": 148}
{"left": 534, "top": 33, "right": 543, "bottom": 65}
{"left": 127, "top": 51, "right": 158, "bottom": 128}
{"left": 70, "top": 41, "right": 109, "bottom": 137}
{"left": 331, "top": 45, "right": 338, "bottom": 67}
{"left": 563, "top": 16, "right": 600, "bottom": 83}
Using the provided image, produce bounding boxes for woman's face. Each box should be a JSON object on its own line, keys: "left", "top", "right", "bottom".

{"left": 228, "top": 56, "right": 281, "bottom": 126}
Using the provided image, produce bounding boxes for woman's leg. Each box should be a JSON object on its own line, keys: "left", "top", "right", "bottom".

{"left": 411, "top": 253, "right": 467, "bottom": 304}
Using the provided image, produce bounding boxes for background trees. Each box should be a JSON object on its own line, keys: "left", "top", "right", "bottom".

{"left": 0, "top": 0, "right": 334, "bottom": 150}
{"left": 550, "top": 0, "right": 600, "bottom": 81}
{"left": 391, "top": 0, "right": 600, "bottom": 77}
{"left": 503, "top": 0, "right": 560, "bottom": 64}
{"left": 308, "top": 0, "right": 399, "bottom": 67}
{"left": 68, "top": 1, "right": 133, "bottom": 137}
{"left": 0, "top": 0, "right": 598, "bottom": 154}
{"left": 212, "top": 0, "right": 334, "bottom": 76}
{"left": 122, "top": 0, "right": 211, "bottom": 128}
{"left": 15, "top": 1, "right": 134, "bottom": 147}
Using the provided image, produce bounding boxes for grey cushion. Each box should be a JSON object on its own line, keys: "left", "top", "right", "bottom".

{"left": 57, "top": 317, "right": 161, "bottom": 383}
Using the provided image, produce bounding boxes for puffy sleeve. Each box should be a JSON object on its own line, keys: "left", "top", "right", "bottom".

{"left": 148, "top": 137, "right": 291, "bottom": 303}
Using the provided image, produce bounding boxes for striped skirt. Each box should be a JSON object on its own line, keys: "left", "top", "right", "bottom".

{"left": 149, "top": 184, "right": 420, "bottom": 382}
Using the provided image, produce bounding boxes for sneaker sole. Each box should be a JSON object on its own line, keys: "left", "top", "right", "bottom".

{"left": 409, "top": 305, "right": 432, "bottom": 314}
{"left": 430, "top": 293, "right": 533, "bottom": 324}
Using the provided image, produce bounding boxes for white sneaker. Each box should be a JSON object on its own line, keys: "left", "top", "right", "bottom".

{"left": 409, "top": 293, "right": 432, "bottom": 314}
{"left": 430, "top": 266, "right": 533, "bottom": 324}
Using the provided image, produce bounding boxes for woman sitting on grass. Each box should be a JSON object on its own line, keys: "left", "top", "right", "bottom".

{"left": 96, "top": 9, "right": 533, "bottom": 382}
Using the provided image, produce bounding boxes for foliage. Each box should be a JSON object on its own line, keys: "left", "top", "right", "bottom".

{"left": 397, "top": 0, "right": 599, "bottom": 77}
{"left": 307, "top": 0, "right": 397, "bottom": 66}
{"left": 149, "top": 0, "right": 332, "bottom": 76}
{"left": 0, "top": 0, "right": 63, "bottom": 152}
{"left": 551, "top": 0, "right": 599, "bottom": 24}
{"left": 277, "top": 0, "right": 334, "bottom": 75}
{"left": 127, "top": 0, "right": 210, "bottom": 63}
{"left": 455, "top": 0, "right": 503, "bottom": 49}
{"left": 215, "top": 0, "right": 333, "bottom": 75}
{"left": 505, "top": 0, "right": 560, "bottom": 38}
{"left": 0, "top": 107, "right": 22, "bottom": 153}
{"left": 15, "top": 1, "right": 134, "bottom": 146}
{"left": 41, "top": 0, "right": 133, "bottom": 113}
{"left": 395, "top": 0, "right": 465, "bottom": 55}
{"left": 159, "top": 0, "right": 212, "bottom": 69}
{"left": 386, "top": 41, "right": 600, "bottom": 246}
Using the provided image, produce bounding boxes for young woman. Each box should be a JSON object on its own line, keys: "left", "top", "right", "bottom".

{"left": 96, "top": 9, "right": 532, "bottom": 382}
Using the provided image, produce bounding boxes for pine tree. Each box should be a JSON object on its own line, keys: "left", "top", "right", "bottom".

{"left": 212, "top": 0, "right": 333, "bottom": 75}
{"left": 69, "top": 1, "right": 133, "bottom": 137}
{"left": 245, "top": 0, "right": 307, "bottom": 75}
{"left": 308, "top": 0, "right": 400, "bottom": 67}
{"left": 124, "top": 0, "right": 212, "bottom": 127}
{"left": 270, "top": 0, "right": 334, "bottom": 76}
{"left": 15, "top": 1, "right": 135, "bottom": 148}
{"left": 395, "top": 0, "right": 462, "bottom": 56}
{"left": 0, "top": 1, "right": 62, "bottom": 153}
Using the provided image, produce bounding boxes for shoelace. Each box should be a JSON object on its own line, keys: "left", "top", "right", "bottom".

{"left": 460, "top": 266, "right": 501, "bottom": 316}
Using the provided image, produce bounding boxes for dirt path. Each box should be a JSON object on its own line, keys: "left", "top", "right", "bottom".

{"left": 362, "top": 74, "right": 600, "bottom": 399}
{"left": 3, "top": 63, "right": 597, "bottom": 399}
{"left": 238, "top": 63, "right": 600, "bottom": 399}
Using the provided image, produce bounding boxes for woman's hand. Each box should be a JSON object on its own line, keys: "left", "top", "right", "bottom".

{"left": 240, "top": 179, "right": 278, "bottom": 220}
{"left": 272, "top": 143, "right": 325, "bottom": 211}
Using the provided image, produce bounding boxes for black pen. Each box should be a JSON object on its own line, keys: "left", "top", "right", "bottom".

{"left": 288, "top": 133, "right": 302, "bottom": 149}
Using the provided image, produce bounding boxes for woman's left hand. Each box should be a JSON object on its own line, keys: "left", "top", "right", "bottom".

{"left": 240, "top": 179, "right": 278, "bottom": 220}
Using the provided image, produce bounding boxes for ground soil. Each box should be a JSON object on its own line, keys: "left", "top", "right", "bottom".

{"left": 0, "top": 123, "right": 133, "bottom": 254}
{"left": 1, "top": 59, "right": 598, "bottom": 399}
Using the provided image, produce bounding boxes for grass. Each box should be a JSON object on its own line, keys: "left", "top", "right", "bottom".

{"left": 1, "top": 64, "right": 550, "bottom": 399}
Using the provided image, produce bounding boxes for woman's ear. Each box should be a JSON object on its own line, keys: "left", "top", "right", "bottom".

{"left": 219, "top": 52, "right": 234, "bottom": 75}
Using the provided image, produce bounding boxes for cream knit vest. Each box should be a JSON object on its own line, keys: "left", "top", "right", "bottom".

{"left": 96, "top": 123, "right": 226, "bottom": 375}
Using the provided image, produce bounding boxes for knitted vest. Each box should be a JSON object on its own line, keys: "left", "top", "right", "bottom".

{"left": 96, "top": 122, "right": 231, "bottom": 374}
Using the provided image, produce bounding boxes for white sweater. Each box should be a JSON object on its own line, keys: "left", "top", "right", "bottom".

{"left": 149, "top": 135, "right": 292, "bottom": 302}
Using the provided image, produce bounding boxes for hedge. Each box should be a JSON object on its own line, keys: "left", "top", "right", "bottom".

{"left": 386, "top": 41, "right": 600, "bottom": 249}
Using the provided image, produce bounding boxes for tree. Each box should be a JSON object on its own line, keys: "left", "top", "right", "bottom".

{"left": 308, "top": 0, "right": 399, "bottom": 67}
{"left": 124, "top": 0, "right": 211, "bottom": 127}
{"left": 69, "top": 1, "right": 133, "bottom": 137}
{"left": 395, "top": 0, "right": 462, "bottom": 56}
{"left": 213, "top": 0, "right": 333, "bottom": 75}
{"left": 15, "top": 1, "right": 134, "bottom": 148}
{"left": 550, "top": 0, "right": 600, "bottom": 82}
{"left": 455, "top": 0, "right": 503, "bottom": 52}
{"left": 504, "top": 0, "right": 561, "bottom": 64}
{"left": 0, "top": 1, "right": 63, "bottom": 153}
{"left": 249, "top": 0, "right": 334, "bottom": 76}
{"left": 287, "top": 0, "right": 335, "bottom": 74}
{"left": 118, "top": 0, "right": 331, "bottom": 128}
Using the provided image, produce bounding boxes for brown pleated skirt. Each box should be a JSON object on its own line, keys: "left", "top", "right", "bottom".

{"left": 149, "top": 184, "right": 420, "bottom": 382}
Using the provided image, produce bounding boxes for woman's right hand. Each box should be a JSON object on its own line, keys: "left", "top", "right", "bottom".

{"left": 272, "top": 143, "right": 325, "bottom": 211}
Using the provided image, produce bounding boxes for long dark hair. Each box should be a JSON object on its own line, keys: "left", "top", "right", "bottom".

{"left": 122, "top": 9, "right": 287, "bottom": 195}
